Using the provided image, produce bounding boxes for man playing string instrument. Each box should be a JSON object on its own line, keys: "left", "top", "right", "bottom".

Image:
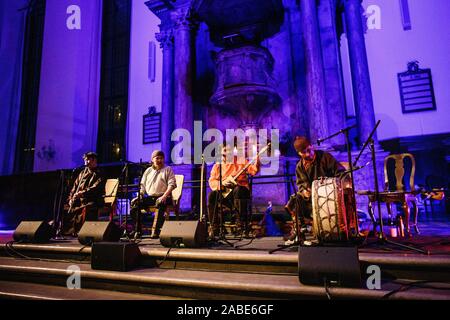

{"left": 207, "top": 145, "right": 261, "bottom": 238}
{"left": 63, "top": 152, "right": 105, "bottom": 236}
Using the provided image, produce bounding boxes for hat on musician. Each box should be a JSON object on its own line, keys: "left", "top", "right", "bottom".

{"left": 83, "top": 151, "right": 98, "bottom": 160}
{"left": 293, "top": 136, "right": 311, "bottom": 153}
{"left": 151, "top": 150, "right": 165, "bottom": 159}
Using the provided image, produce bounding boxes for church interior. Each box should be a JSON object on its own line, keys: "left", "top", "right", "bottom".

{"left": 0, "top": 0, "right": 449, "bottom": 302}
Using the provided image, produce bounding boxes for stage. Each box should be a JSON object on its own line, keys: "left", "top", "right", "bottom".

{"left": 1, "top": 213, "right": 450, "bottom": 300}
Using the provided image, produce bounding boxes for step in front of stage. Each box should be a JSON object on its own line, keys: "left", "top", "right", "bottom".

{"left": 1, "top": 256, "right": 450, "bottom": 300}
{"left": 1, "top": 235, "right": 450, "bottom": 299}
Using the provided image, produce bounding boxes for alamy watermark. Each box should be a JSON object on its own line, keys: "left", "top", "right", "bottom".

{"left": 366, "top": 264, "right": 381, "bottom": 290}
{"left": 366, "top": 5, "right": 382, "bottom": 30}
{"left": 170, "top": 121, "right": 280, "bottom": 175}
{"left": 66, "top": 5, "right": 81, "bottom": 30}
{"left": 66, "top": 265, "right": 81, "bottom": 289}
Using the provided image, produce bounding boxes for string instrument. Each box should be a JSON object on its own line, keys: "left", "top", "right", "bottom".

{"left": 421, "top": 189, "right": 445, "bottom": 201}
{"left": 221, "top": 143, "right": 271, "bottom": 198}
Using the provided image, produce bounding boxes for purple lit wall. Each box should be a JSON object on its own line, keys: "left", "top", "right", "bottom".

{"left": 33, "top": 0, "right": 102, "bottom": 172}
{"left": 126, "top": 0, "right": 163, "bottom": 163}
{"left": 362, "top": 0, "right": 450, "bottom": 140}
{"left": 0, "top": 0, "right": 28, "bottom": 175}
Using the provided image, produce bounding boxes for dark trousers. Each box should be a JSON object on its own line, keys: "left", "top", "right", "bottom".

{"left": 131, "top": 196, "right": 171, "bottom": 235}
{"left": 207, "top": 186, "right": 251, "bottom": 233}
{"left": 62, "top": 202, "right": 99, "bottom": 236}
{"left": 285, "top": 194, "right": 313, "bottom": 234}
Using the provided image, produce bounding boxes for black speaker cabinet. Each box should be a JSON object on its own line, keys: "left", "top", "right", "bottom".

{"left": 159, "top": 220, "right": 206, "bottom": 248}
{"left": 78, "top": 221, "right": 121, "bottom": 245}
{"left": 13, "top": 221, "right": 53, "bottom": 243}
{"left": 91, "top": 242, "right": 141, "bottom": 272}
{"left": 298, "top": 245, "right": 361, "bottom": 288}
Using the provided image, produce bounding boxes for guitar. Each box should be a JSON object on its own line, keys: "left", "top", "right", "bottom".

{"left": 221, "top": 143, "right": 271, "bottom": 198}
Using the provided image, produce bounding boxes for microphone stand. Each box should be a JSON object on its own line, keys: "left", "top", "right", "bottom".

{"left": 210, "top": 149, "right": 234, "bottom": 247}
{"left": 53, "top": 169, "right": 67, "bottom": 240}
{"left": 317, "top": 124, "right": 359, "bottom": 237}
{"left": 200, "top": 154, "right": 205, "bottom": 222}
{"left": 115, "top": 161, "right": 132, "bottom": 239}
{"left": 355, "top": 121, "right": 427, "bottom": 254}
{"left": 269, "top": 194, "right": 304, "bottom": 254}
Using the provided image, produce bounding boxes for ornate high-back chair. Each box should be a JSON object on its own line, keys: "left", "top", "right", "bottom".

{"left": 368, "top": 153, "right": 420, "bottom": 235}
{"left": 384, "top": 153, "right": 416, "bottom": 193}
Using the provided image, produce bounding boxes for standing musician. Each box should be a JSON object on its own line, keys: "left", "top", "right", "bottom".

{"left": 285, "top": 136, "right": 345, "bottom": 241}
{"left": 208, "top": 145, "right": 261, "bottom": 238}
{"left": 63, "top": 152, "right": 105, "bottom": 236}
{"left": 130, "top": 150, "right": 176, "bottom": 239}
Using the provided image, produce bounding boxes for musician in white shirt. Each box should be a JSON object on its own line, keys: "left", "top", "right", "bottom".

{"left": 130, "top": 150, "right": 176, "bottom": 238}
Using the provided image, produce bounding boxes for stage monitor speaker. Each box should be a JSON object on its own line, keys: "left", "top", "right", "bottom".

{"left": 159, "top": 220, "right": 206, "bottom": 248}
{"left": 13, "top": 221, "right": 53, "bottom": 243}
{"left": 91, "top": 242, "right": 141, "bottom": 272}
{"left": 78, "top": 221, "right": 121, "bottom": 245}
{"left": 298, "top": 245, "right": 361, "bottom": 288}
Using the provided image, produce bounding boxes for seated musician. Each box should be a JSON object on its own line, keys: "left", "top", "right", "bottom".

{"left": 285, "top": 136, "right": 345, "bottom": 241}
{"left": 63, "top": 152, "right": 105, "bottom": 236}
{"left": 208, "top": 145, "right": 261, "bottom": 238}
{"left": 130, "top": 150, "right": 176, "bottom": 239}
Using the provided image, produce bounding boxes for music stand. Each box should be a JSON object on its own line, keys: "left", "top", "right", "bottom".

{"left": 355, "top": 121, "right": 427, "bottom": 254}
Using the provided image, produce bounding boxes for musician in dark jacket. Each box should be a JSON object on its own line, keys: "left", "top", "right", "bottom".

{"left": 63, "top": 152, "right": 105, "bottom": 236}
{"left": 285, "top": 137, "right": 345, "bottom": 241}
{"left": 294, "top": 136, "right": 345, "bottom": 203}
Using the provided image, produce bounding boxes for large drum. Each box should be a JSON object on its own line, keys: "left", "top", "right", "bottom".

{"left": 312, "top": 177, "right": 350, "bottom": 242}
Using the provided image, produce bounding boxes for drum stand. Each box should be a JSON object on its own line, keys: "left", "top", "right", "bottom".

{"left": 356, "top": 122, "right": 427, "bottom": 254}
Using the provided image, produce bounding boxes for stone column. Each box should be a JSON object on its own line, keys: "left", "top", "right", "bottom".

{"left": 155, "top": 28, "right": 174, "bottom": 161}
{"left": 300, "top": 0, "right": 329, "bottom": 144}
{"left": 318, "top": 0, "right": 346, "bottom": 147}
{"left": 343, "top": 0, "right": 377, "bottom": 144}
{"left": 171, "top": 7, "right": 199, "bottom": 137}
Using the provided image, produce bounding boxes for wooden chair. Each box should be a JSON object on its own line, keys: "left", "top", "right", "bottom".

{"left": 165, "top": 174, "right": 184, "bottom": 220}
{"left": 365, "top": 153, "right": 420, "bottom": 235}
{"left": 98, "top": 178, "right": 119, "bottom": 221}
